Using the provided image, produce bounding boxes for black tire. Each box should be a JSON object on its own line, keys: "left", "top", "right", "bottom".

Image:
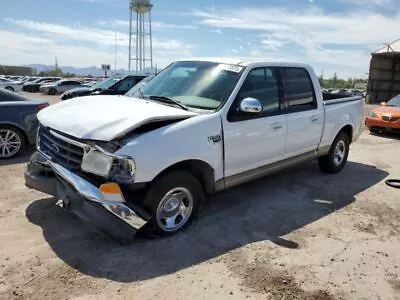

{"left": 143, "top": 171, "right": 205, "bottom": 237}
{"left": 48, "top": 88, "right": 57, "bottom": 95}
{"left": 318, "top": 131, "right": 350, "bottom": 173}
{"left": 369, "top": 128, "right": 381, "bottom": 135}
{"left": 5, "top": 86, "right": 14, "bottom": 92}
{"left": 385, "top": 179, "right": 400, "bottom": 189}
{"left": 0, "top": 125, "right": 26, "bottom": 159}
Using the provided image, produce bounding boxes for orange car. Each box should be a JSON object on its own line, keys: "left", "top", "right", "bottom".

{"left": 365, "top": 95, "right": 400, "bottom": 133}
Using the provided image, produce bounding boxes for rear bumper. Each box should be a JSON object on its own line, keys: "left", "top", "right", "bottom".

{"left": 25, "top": 152, "right": 148, "bottom": 241}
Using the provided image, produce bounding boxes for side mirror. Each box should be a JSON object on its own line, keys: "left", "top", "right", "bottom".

{"left": 380, "top": 102, "right": 386, "bottom": 106}
{"left": 240, "top": 97, "right": 262, "bottom": 113}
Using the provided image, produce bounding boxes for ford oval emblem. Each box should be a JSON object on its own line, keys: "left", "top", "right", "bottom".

{"left": 51, "top": 143, "right": 60, "bottom": 153}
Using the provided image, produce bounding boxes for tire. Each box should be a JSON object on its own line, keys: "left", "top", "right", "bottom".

{"left": 318, "top": 131, "right": 350, "bottom": 173}
{"left": 0, "top": 125, "right": 26, "bottom": 159}
{"left": 143, "top": 171, "right": 205, "bottom": 237}
{"left": 4, "top": 86, "right": 14, "bottom": 92}
{"left": 369, "top": 128, "right": 381, "bottom": 135}
{"left": 48, "top": 88, "right": 57, "bottom": 95}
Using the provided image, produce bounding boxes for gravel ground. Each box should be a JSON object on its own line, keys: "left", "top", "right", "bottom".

{"left": 0, "top": 93, "right": 399, "bottom": 300}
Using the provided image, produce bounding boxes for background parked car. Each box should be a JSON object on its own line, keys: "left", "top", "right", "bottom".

{"left": 40, "top": 79, "right": 86, "bottom": 95}
{"left": 61, "top": 75, "right": 146, "bottom": 100}
{"left": 125, "top": 74, "right": 155, "bottom": 97}
{"left": 91, "top": 75, "right": 146, "bottom": 96}
{"left": 22, "top": 77, "right": 60, "bottom": 92}
{"left": 61, "top": 77, "right": 120, "bottom": 100}
{"left": 0, "top": 78, "right": 22, "bottom": 93}
{"left": 365, "top": 94, "right": 400, "bottom": 134}
{"left": 0, "top": 89, "right": 48, "bottom": 158}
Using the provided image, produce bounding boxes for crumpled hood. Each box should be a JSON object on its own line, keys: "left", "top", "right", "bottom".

{"left": 38, "top": 95, "right": 196, "bottom": 141}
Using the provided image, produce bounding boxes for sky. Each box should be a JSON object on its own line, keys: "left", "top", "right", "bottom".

{"left": 1, "top": 0, "right": 399, "bottom": 78}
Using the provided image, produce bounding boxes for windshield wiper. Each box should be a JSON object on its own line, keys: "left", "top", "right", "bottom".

{"left": 148, "top": 95, "right": 189, "bottom": 111}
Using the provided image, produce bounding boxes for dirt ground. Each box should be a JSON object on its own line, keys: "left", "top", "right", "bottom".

{"left": 0, "top": 94, "right": 400, "bottom": 299}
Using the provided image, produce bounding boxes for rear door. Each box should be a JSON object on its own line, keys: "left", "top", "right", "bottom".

{"left": 280, "top": 67, "right": 324, "bottom": 157}
{"left": 60, "top": 81, "right": 81, "bottom": 92}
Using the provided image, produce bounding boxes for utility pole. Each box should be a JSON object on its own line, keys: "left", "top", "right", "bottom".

{"left": 114, "top": 31, "right": 117, "bottom": 76}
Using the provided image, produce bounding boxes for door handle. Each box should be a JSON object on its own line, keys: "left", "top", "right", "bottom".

{"left": 271, "top": 122, "right": 282, "bottom": 130}
{"left": 311, "top": 116, "right": 318, "bottom": 122}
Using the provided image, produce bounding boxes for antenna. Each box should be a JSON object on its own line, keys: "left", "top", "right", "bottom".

{"left": 128, "top": 0, "right": 153, "bottom": 73}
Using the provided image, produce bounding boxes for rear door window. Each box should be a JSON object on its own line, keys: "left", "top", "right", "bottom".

{"left": 280, "top": 67, "right": 317, "bottom": 112}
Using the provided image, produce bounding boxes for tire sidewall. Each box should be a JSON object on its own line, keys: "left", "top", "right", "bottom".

{"left": 144, "top": 171, "right": 205, "bottom": 236}
{"left": 0, "top": 125, "right": 26, "bottom": 159}
{"left": 328, "top": 132, "right": 350, "bottom": 172}
{"left": 49, "top": 88, "right": 57, "bottom": 95}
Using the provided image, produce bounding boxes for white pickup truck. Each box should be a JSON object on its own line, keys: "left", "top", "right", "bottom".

{"left": 25, "top": 59, "right": 363, "bottom": 241}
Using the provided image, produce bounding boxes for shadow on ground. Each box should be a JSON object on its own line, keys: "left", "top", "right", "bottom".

{"left": 0, "top": 147, "right": 34, "bottom": 167}
{"left": 26, "top": 161, "right": 388, "bottom": 283}
{"left": 370, "top": 131, "right": 400, "bottom": 141}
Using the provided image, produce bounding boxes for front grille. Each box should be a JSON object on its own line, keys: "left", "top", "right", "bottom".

{"left": 382, "top": 115, "right": 400, "bottom": 122}
{"left": 38, "top": 126, "right": 85, "bottom": 170}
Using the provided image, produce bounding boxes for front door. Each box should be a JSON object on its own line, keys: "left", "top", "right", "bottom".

{"left": 223, "top": 67, "right": 287, "bottom": 178}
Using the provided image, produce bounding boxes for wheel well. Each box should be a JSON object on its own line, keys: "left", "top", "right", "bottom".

{"left": 154, "top": 160, "right": 216, "bottom": 195}
{"left": 340, "top": 125, "right": 353, "bottom": 143}
{"left": 0, "top": 123, "right": 27, "bottom": 143}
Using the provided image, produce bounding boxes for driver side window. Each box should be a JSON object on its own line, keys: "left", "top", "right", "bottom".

{"left": 228, "top": 67, "right": 280, "bottom": 122}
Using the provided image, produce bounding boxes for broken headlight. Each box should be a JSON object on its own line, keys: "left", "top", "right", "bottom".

{"left": 81, "top": 147, "right": 136, "bottom": 184}
{"left": 109, "top": 157, "right": 136, "bottom": 184}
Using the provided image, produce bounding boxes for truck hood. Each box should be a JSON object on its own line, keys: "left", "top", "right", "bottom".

{"left": 37, "top": 95, "right": 196, "bottom": 141}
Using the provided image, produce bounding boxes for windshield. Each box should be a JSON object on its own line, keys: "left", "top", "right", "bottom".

{"left": 137, "top": 61, "right": 243, "bottom": 110}
{"left": 387, "top": 95, "right": 400, "bottom": 106}
{"left": 92, "top": 77, "right": 119, "bottom": 89}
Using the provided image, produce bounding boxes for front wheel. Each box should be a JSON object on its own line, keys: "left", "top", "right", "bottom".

{"left": 318, "top": 131, "right": 350, "bottom": 173}
{"left": 143, "top": 171, "right": 205, "bottom": 237}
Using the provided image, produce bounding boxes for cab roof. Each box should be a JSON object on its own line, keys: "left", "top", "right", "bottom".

{"left": 177, "top": 58, "right": 312, "bottom": 70}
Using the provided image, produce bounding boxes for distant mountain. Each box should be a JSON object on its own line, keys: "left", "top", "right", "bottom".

{"left": 24, "top": 64, "right": 157, "bottom": 76}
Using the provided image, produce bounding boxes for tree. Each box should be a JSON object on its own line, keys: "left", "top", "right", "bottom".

{"left": 333, "top": 72, "right": 338, "bottom": 88}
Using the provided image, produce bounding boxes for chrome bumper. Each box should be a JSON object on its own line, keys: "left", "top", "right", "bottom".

{"left": 51, "top": 162, "right": 148, "bottom": 230}
{"left": 25, "top": 152, "right": 148, "bottom": 236}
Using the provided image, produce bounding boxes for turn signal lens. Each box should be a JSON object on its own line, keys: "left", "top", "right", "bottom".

{"left": 100, "top": 183, "right": 126, "bottom": 203}
{"left": 100, "top": 183, "right": 122, "bottom": 194}
{"left": 38, "top": 103, "right": 49, "bottom": 111}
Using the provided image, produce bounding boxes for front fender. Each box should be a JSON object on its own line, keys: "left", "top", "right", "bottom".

{"left": 115, "top": 113, "right": 224, "bottom": 184}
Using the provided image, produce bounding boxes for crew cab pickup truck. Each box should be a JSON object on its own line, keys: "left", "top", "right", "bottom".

{"left": 25, "top": 60, "right": 363, "bottom": 241}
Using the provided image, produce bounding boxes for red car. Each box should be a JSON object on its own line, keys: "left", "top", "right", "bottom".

{"left": 365, "top": 95, "right": 400, "bottom": 133}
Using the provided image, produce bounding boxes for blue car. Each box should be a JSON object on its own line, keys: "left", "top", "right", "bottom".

{"left": 0, "top": 89, "right": 48, "bottom": 158}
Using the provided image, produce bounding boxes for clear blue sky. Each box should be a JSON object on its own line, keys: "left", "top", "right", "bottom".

{"left": 1, "top": 0, "right": 399, "bottom": 77}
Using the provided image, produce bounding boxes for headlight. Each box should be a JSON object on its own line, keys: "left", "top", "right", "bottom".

{"left": 109, "top": 157, "right": 136, "bottom": 184}
{"left": 81, "top": 147, "right": 136, "bottom": 184}
{"left": 368, "top": 111, "right": 378, "bottom": 118}
{"left": 81, "top": 150, "right": 114, "bottom": 177}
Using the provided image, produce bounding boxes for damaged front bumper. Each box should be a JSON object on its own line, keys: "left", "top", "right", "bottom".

{"left": 25, "top": 151, "right": 149, "bottom": 241}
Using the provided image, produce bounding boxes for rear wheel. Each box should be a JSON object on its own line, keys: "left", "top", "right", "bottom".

{"left": 48, "top": 88, "right": 57, "bottom": 95}
{"left": 143, "top": 171, "right": 204, "bottom": 236}
{"left": 5, "top": 86, "right": 14, "bottom": 92}
{"left": 0, "top": 126, "right": 26, "bottom": 159}
{"left": 318, "top": 131, "right": 350, "bottom": 173}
